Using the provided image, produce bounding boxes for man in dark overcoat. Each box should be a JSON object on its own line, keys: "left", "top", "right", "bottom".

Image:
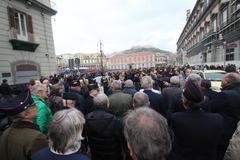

{"left": 209, "top": 72, "right": 240, "bottom": 159}
{"left": 169, "top": 79, "right": 224, "bottom": 160}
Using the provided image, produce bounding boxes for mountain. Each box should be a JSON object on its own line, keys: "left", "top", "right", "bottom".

{"left": 121, "top": 46, "right": 171, "bottom": 54}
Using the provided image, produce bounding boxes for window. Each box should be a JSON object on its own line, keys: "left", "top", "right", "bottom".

{"left": 8, "top": 7, "right": 33, "bottom": 41}
{"left": 237, "top": 2, "right": 240, "bottom": 10}
{"left": 212, "top": 18, "right": 217, "bottom": 32}
{"left": 8, "top": 7, "right": 38, "bottom": 51}
{"left": 202, "top": 52, "right": 207, "bottom": 63}
{"left": 206, "top": 0, "right": 209, "bottom": 6}
{"left": 222, "top": 8, "right": 228, "bottom": 25}
{"left": 205, "top": 24, "right": 210, "bottom": 34}
{"left": 236, "top": 1, "right": 240, "bottom": 18}
{"left": 197, "top": 33, "right": 200, "bottom": 42}
{"left": 16, "top": 12, "right": 27, "bottom": 37}
{"left": 2, "top": 73, "right": 11, "bottom": 78}
{"left": 226, "top": 48, "right": 234, "bottom": 61}
{"left": 205, "top": 72, "right": 225, "bottom": 81}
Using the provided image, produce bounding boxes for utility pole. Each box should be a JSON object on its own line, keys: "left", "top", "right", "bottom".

{"left": 99, "top": 40, "right": 104, "bottom": 76}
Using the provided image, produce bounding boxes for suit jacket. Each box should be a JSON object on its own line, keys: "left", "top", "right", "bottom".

{"left": 210, "top": 83, "right": 240, "bottom": 131}
{"left": 109, "top": 90, "right": 132, "bottom": 117}
{"left": 32, "top": 148, "right": 90, "bottom": 160}
{"left": 143, "top": 89, "right": 166, "bottom": 117}
{"left": 69, "top": 89, "right": 86, "bottom": 115}
{"left": 169, "top": 109, "right": 224, "bottom": 160}
{"left": 162, "top": 86, "right": 182, "bottom": 119}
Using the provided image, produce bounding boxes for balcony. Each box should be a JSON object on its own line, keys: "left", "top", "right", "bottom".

{"left": 202, "top": 30, "right": 218, "bottom": 46}
{"left": 186, "top": 30, "right": 220, "bottom": 56}
{"left": 221, "top": 11, "right": 240, "bottom": 30}
{"left": 186, "top": 42, "right": 204, "bottom": 56}
{"left": 9, "top": 29, "right": 40, "bottom": 52}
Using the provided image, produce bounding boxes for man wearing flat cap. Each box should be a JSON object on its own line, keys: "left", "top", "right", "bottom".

{"left": 0, "top": 85, "right": 48, "bottom": 160}
{"left": 68, "top": 80, "right": 86, "bottom": 114}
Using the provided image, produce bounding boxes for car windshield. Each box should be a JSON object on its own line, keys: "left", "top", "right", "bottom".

{"left": 94, "top": 76, "right": 102, "bottom": 84}
{"left": 205, "top": 72, "right": 225, "bottom": 81}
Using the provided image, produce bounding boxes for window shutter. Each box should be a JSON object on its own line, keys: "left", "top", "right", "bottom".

{"left": 7, "top": 7, "right": 16, "bottom": 29}
{"left": 26, "top": 15, "right": 33, "bottom": 34}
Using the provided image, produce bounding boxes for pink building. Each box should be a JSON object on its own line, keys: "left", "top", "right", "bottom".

{"left": 107, "top": 52, "right": 155, "bottom": 70}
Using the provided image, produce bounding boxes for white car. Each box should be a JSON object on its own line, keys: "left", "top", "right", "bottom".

{"left": 93, "top": 75, "right": 110, "bottom": 86}
{"left": 192, "top": 70, "right": 226, "bottom": 92}
{"left": 93, "top": 76, "right": 103, "bottom": 85}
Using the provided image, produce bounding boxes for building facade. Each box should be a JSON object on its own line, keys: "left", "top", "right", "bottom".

{"left": 56, "top": 53, "right": 73, "bottom": 70}
{"left": 56, "top": 52, "right": 107, "bottom": 72}
{"left": 177, "top": 0, "right": 240, "bottom": 67}
{"left": 107, "top": 52, "right": 155, "bottom": 70}
{"left": 155, "top": 52, "right": 168, "bottom": 67}
{"left": 57, "top": 48, "right": 174, "bottom": 72}
{"left": 75, "top": 53, "right": 107, "bottom": 71}
{"left": 0, "top": 0, "right": 57, "bottom": 84}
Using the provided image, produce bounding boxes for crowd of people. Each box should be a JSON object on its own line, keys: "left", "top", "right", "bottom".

{"left": 0, "top": 64, "right": 240, "bottom": 160}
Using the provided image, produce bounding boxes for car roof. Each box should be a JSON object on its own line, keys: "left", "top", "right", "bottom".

{"left": 202, "top": 70, "right": 226, "bottom": 73}
{"left": 192, "top": 70, "right": 226, "bottom": 73}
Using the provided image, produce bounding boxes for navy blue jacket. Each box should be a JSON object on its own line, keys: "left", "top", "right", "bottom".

{"left": 32, "top": 148, "right": 90, "bottom": 160}
{"left": 143, "top": 90, "right": 166, "bottom": 117}
{"left": 122, "top": 87, "right": 137, "bottom": 97}
{"left": 69, "top": 89, "right": 86, "bottom": 115}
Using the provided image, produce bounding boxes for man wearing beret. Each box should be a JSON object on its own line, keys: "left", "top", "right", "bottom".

{"left": 168, "top": 79, "right": 224, "bottom": 160}
{"left": 0, "top": 85, "right": 48, "bottom": 160}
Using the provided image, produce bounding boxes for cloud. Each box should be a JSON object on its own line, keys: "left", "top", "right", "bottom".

{"left": 53, "top": 0, "right": 196, "bottom": 55}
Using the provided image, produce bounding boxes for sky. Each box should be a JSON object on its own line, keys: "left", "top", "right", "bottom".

{"left": 52, "top": 0, "right": 196, "bottom": 55}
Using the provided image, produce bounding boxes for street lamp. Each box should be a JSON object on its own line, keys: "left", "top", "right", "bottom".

{"left": 98, "top": 40, "right": 104, "bottom": 76}
{"left": 219, "top": 33, "right": 227, "bottom": 67}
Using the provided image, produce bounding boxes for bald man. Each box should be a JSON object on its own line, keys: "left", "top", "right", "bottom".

{"left": 209, "top": 73, "right": 240, "bottom": 159}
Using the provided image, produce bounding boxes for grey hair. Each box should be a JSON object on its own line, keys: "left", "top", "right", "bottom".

{"left": 224, "top": 73, "right": 240, "bottom": 84}
{"left": 124, "top": 107, "right": 171, "bottom": 160}
{"left": 141, "top": 76, "right": 153, "bottom": 89}
{"left": 186, "top": 73, "right": 202, "bottom": 86}
{"left": 94, "top": 93, "right": 109, "bottom": 108}
{"left": 48, "top": 108, "right": 85, "bottom": 154}
{"left": 31, "top": 84, "right": 47, "bottom": 96}
{"left": 133, "top": 92, "right": 150, "bottom": 108}
{"left": 124, "top": 79, "right": 134, "bottom": 88}
{"left": 170, "top": 76, "right": 180, "bottom": 86}
{"left": 111, "top": 80, "right": 122, "bottom": 90}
